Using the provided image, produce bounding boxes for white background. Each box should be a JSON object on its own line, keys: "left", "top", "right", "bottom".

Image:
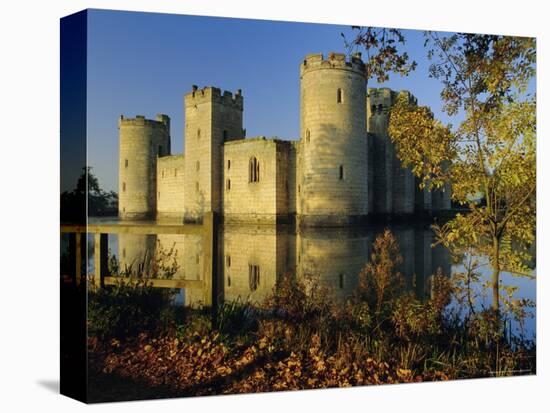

{"left": 0, "top": 0, "right": 548, "bottom": 411}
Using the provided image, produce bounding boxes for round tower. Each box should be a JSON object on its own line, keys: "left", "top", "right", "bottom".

{"left": 118, "top": 114, "right": 170, "bottom": 220}
{"left": 299, "top": 52, "right": 368, "bottom": 225}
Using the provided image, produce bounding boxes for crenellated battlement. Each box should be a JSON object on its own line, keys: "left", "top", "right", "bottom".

{"left": 395, "top": 90, "right": 418, "bottom": 106}
{"left": 368, "top": 88, "right": 418, "bottom": 115}
{"left": 184, "top": 85, "right": 243, "bottom": 110}
{"left": 117, "top": 51, "right": 447, "bottom": 224}
{"left": 118, "top": 114, "right": 171, "bottom": 129}
{"left": 223, "top": 136, "right": 293, "bottom": 147}
{"left": 300, "top": 52, "right": 365, "bottom": 76}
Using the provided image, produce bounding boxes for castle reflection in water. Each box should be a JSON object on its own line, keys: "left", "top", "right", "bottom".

{"left": 116, "top": 224, "right": 451, "bottom": 306}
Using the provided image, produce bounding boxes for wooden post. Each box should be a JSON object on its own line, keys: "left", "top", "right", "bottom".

{"left": 75, "top": 232, "right": 82, "bottom": 286}
{"left": 94, "top": 233, "right": 108, "bottom": 288}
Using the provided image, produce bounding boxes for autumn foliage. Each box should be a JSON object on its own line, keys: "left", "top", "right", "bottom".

{"left": 87, "top": 230, "right": 534, "bottom": 402}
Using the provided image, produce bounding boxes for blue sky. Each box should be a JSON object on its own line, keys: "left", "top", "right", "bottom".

{"left": 85, "top": 9, "right": 476, "bottom": 191}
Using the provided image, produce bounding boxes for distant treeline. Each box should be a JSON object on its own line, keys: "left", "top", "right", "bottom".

{"left": 61, "top": 167, "right": 118, "bottom": 222}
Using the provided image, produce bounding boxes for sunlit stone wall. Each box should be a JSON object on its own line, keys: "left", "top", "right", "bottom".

{"left": 118, "top": 115, "right": 171, "bottom": 219}
{"left": 157, "top": 155, "right": 185, "bottom": 220}
{"left": 183, "top": 87, "right": 244, "bottom": 222}
{"left": 298, "top": 52, "right": 369, "bottom": 224}
{"left": 222, "top": 138, "right": 292, "bottom": 224}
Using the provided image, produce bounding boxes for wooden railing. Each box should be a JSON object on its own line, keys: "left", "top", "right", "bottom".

{"left": 60, "top": 212, "right": 217, "bottom": 307}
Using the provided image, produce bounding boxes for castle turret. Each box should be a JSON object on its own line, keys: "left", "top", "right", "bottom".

{"left": 298, "top": 52, "right": 368, "bottom": 225}
{"left": 367, "top": 88, "right": 416, "bottom": 215}
{"left": 118, "top": 114, "right": 171, "bottom": 219}
{"left": 183, "top": 86, "right": 244, "bottom": 222}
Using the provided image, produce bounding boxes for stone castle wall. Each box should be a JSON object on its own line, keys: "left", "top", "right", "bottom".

{"left": 183, "top": 87, "right": 244, "bottom": 223}
{"left": 298, "top": 53, "right": 369, "bottom": 224}
{"left": 118, "top": 114, "right": 170, "bottom": 219}
{"left": 367, "top": 88, "right": 418, "bottom": 215}
{"left": 118, "top": 53, "right": 451, "bottom": 224}
{"left": 157, "top": 155, "right": 185, "bottom": 219}
{"left": 222, "top": 137, "right": 293, "bottom": 224}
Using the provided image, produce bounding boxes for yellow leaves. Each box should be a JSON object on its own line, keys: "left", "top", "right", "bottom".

{"left": 307, "top": 377, "right": 318, "bottom": 386}
{"left": 94, "top": 325, "right": 458, "bottom": 397}
{"left": 216, "top": 366, "right": 232, "bottom": 375}
{"left": 315, "top": 360, "right": 326, "bottom": 372}
{"left": 258, "top": 337, "right": 268, "bottom": 349}
{"left": 397, "top": 368, "right": 412, "bottom": 378}
{"left": 388, "top": 98, "right": 455, "bottom": 192}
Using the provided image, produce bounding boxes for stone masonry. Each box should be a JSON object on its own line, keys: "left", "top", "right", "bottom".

{"left": 118, "top": 52, "right": 451, "bottom": 225}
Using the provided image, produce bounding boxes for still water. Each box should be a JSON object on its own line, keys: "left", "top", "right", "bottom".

{"left": 77, "top": 219, "right": 536, "bottom": 340}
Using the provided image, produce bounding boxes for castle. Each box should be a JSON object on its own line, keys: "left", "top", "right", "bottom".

{"left": 118, "top": 52, "right": 450, "bottom": 225}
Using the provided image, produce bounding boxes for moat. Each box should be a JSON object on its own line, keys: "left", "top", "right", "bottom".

{"left": 64, "top": 217, "right": 536, "bottom": 340}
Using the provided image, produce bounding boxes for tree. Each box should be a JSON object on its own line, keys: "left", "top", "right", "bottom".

{"left": 388, "top": 33, "right": 536, "bottom": 315}
{"left": 61, "top": 167, "right": 118, "bottom": 222}
{"left": 344, "top": 27, "right": 417, "bottom": 85}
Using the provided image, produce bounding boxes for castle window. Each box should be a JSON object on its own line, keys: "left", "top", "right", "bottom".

{"left": 305, "top": 129, "right": 310, "bottom": 143}
{"left": 227, "top": 159, "right": 231, "bottom": 170}
{"left": 223, "top": 130, "right": 228, "bottom": 141}
{"left": 196, "top": 254, "right": 200, "bottom": 264}
{"left": 227, "top": 276, "right": 232, "bottom": 287}
{"left": 337, "top": 88, "right": 343, "bottom": 104}
{"left": 226, "top": 255, "right": 231, "bottom": 268}
{"left": 226, "top": 179, "right": 231, "bottom": 190}
{"left": 122, "top": 248, "right": 126, "bottom": 258}
{"left": 158, "top": 145, "right": 163, "bottom": 156}
{"left": 377, "top": 104, "right": 383, "bottom": 114}
{"left": 162, "top": 170, "right": 164, "bottom": 179}
{"left": 195, "top": 182, "right": 199, "bottom": 192}
{"left": 339, "top": 273, "right": 345, "bottom": 289}
{"left": 122, "top": 182, "right": 126, "bottom": 192}
{"left": 125, "top": 159, "right": 128, "bottom": 168}
{"left": 249, "top": 157, "right": 260, "bottom": 183}
{"left": 339, "top": 165, "right": 345, "bottom": 180}
{"left": 196, "top": 160, "right": 200, "bottom": 171}
{"left": 175, "top": 168, "right": 177, "bottom": 177}
{"left": 371, "top": 105, "right": 376, "bottom": 114}
{"left": 249, "top": 264, "right": 260, "bottom": 292}
{"left": 158, "top": 191, "right": 160, "bottom": 199}
{"left": 197, "top": 128, "right": 201, "bottom": 139}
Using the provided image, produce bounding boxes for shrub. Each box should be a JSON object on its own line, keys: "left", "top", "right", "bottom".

{"left": 88, "top": 279, "right": 177, "bottom": 340}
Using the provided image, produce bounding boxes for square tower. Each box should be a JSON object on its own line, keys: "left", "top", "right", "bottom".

{"left": 367, "top": 88, "right": 417, "bottom": 215}
{"left": 183, "top": 86, "right": 244, "bottom": 222}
